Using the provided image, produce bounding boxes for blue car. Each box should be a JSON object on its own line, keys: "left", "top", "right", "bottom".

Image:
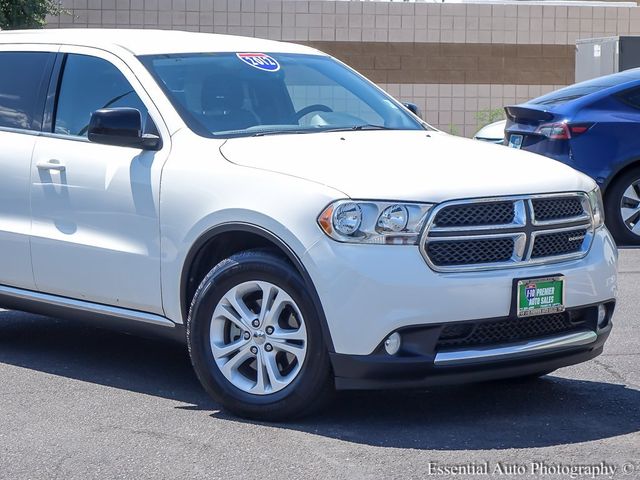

{"left": 504, "top": 69, "right": 640, "bottom": 245}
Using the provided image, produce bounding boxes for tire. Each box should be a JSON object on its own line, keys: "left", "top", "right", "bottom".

{"left": 187, "top": 249, "right": 333, "bottom": 421}
{"left": 604, "top": 166, "right": 640, "bottom": 246}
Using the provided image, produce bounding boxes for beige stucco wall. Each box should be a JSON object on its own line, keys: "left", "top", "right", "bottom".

{"left": 46, "top": 0, "right": 640, "bottom": 136}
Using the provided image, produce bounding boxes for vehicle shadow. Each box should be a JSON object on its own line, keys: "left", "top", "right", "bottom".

{"left": 0, "top": 310, "right": 638, "bottom": 451}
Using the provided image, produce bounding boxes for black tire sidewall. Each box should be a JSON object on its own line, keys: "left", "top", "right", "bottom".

{"left": 187, "top": 251, "right": 331, "bottom": 419}
{"left": 605, "top": 168, "right": 640, "bottom": 246}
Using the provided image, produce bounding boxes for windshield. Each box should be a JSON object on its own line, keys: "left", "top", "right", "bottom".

{"left": 140, "top": 52, "right": 425, "bottom": 138}
{"left": 531, "top": 69, "right": 640, "bottom": 106}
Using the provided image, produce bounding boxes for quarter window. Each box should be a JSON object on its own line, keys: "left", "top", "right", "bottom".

{"left": 54, "top": 54, "right": 149, "bottom": 137}
{"left": 617, "top": 87, "right": 640, "bottom": 110}
{"left": 0, "top": 52, "right": 54, "bottom": 131}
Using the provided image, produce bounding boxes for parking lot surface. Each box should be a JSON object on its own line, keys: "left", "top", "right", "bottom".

{"left": 0, "top": 251, "right": 638, "bottom": 480}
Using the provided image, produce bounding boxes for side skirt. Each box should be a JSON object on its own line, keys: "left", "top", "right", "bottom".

{"left": 0, "top": 284, "right": 185, "bottom": 343}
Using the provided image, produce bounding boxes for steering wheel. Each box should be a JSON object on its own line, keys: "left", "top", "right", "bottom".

{"left": 294, "top": 104, "right": 333, "bottom": 121}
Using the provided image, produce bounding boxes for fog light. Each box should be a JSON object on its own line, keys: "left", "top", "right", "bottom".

{"left": 597, "top": 304, "right": 607, "bottom": 328}
{"left": 384, "top": 332, "right": 402, "bottom": 355}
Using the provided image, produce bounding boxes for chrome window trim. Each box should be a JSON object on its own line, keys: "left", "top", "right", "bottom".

{"left": 0, "top": 125, "right": 41, "bottom": 137}
{"left": 0, "top": 127, "right": 152, "bottom": 146}
{"left": 39, "top": 131, "right": 92, "bottom": 143}
{"left": 420, "top": 192, "right": 595, "bottom": 273}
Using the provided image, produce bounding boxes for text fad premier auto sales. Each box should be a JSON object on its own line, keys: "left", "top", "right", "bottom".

{"left": 425, "top": 460, "right": 640, "bottom": 478}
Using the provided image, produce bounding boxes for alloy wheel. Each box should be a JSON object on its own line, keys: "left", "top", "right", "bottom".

{"left": 209, "top": 281, "right": 308, "bottom": 395}
{"left": 620, "top": 180, "right": 640, "bottom": 236}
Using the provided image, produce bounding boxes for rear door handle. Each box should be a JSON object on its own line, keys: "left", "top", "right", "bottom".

{"left": 36, "top": 160, "right": 66, "bottom": 172}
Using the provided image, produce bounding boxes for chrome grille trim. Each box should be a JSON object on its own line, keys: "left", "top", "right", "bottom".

{"left": 426, "top": 233, "right": 526, "bottom": 267}
{"left": 420, "top": 192, "right": 594, "bottom": 273}
{"left": 429, "top": 199, "right": 526, "bottom": 233}
{"left": 433, "top": 201, "right": 515, "bottom": 228}
{"left": 529, "top": 195, "right": 591, "bottom": 226}
{"left": 527, "top": 225, "right": 593, "bottom": 260}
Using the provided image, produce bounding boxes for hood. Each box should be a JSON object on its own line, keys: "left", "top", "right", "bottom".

{"left": 219, "top": 130, "right": 596, "bottom": 203}
{"left": 474, "top": 120, "right": 507, "bottom": 141}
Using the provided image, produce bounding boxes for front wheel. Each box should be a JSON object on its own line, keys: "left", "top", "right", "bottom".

{"left": 605, "top": 166, "right": 640, "bottom": 246}
{"left": 187, "top": 250, "right": 333, "bottom": 421}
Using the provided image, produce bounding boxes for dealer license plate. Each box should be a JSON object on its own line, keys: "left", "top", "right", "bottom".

{"left": 516, "top": 276, "right": 565, "bottom": 317}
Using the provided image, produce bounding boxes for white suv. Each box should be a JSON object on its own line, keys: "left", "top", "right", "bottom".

{"left": 0, "top": 29, "right": 617, "bottom": 420}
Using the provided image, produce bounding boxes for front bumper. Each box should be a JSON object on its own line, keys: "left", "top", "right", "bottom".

{"left": 303, "top": 227, "right": 618, "bottom": 355}
{"left": 329, "top": 303, "right": 613, "bottom": 390}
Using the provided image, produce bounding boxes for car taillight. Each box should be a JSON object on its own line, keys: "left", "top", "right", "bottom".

{"left": 568, "top": 124, "right": 592, "bottom": 136}
{"left": 535, "top": 122, "right": 593, "bottom": 140}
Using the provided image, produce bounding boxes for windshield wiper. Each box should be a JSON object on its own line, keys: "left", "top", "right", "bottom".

{"left": 321, "top": 124, "right": 394, "bottom": 133}
{"left": 249, "top": 125, "right": 394, "bottom": 137}
{"left": 252, "top": 129, "right": 314, "bottom": 137}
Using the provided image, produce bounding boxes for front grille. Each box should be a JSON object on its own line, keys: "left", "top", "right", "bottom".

{"left": 427, "top": 238, "right": 514, "bottom": 266}
{"left": 434, "top": 202, "right": 514, "bottom": 228}
{"left": 531, "top": 229, "right": 588, "bottom": 258}
{"left": 421, "top": 193, "right": 593, "bottom": 272}
{"left": 436, "top": 311, "right": 590, "bottom": 349}
{"left": 532, "top": 197, "right": 585, "bottom": 222}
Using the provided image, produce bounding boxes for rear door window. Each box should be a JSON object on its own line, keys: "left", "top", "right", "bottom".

{"left": 0, "top": 51, "right": 55, "bottom": 131}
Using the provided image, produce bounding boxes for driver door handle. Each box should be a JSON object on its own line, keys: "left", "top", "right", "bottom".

{"left": 36, "top": 160, "right": 66, "bottom": 172}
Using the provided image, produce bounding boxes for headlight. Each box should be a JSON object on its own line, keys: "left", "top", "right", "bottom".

{"left": 332, "top": 202, "right": 362, "bottom": 235}
{"left": 588, "top": 186, "right": 605, "bottom": 228}
{"left": 318, "top": 200, "right": 433, "bottom": 244}
{"left": 377, "top": 204, "right": 409, "bottom": 232}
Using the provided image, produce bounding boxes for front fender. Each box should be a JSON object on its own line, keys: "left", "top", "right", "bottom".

{"left": 159, "top": 137, "right": 342, "bottom": 324}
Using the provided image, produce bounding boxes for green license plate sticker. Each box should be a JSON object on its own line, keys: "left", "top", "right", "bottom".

{"left": 517, "top": 277, "right": 564, "bottom": 317}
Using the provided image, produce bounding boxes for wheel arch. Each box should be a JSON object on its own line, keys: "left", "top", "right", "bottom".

{"left": 602, "top": 157, "right": 640, "bottom": 195}
{"left": 180, "top": 223, "right": 335, "bottom": 352}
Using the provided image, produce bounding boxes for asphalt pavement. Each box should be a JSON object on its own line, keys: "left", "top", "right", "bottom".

{"left": 0, "top": 250, "right": 638, "bottom": 479}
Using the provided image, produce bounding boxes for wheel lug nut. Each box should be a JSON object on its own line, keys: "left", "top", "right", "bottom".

{"left": 243, "top": 331, "right": 251, "bottom": 340}
{"left": 252, "top": 320, "right": 260, "bottom": 328}
{"left": 265, "top": 343, "right": 273, "bottom": 352}
{"left": 265, "top": 326, "right": 274, "bottom": 335}
{"left": 250, "top": 346, "right": 258, "bottom": 355}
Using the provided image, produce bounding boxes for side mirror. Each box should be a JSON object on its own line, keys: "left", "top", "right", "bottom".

{"left": 402, "top": 102, "right": 422, "bottom": 118}
{"left": 88, "top": 108, "right": 161, "bottom": 151}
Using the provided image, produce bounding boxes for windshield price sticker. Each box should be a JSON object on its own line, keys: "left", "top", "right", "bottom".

{"left": 236, "top": 53, "right": 280, "bottom": 72}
